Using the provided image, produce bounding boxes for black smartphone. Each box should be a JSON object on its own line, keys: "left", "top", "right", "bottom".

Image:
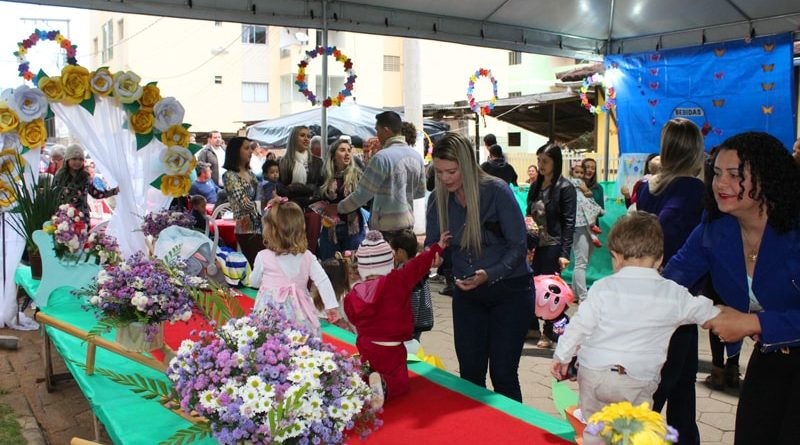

{"left": 460, "top": 272, "right": 476, "bottom": 281}
{"left": 566, "top": 356, "right": 579, "bottom": 379}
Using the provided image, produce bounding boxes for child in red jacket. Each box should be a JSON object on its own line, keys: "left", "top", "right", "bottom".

{"left": 345, "top": 230, "right": 450, "bottom": 407}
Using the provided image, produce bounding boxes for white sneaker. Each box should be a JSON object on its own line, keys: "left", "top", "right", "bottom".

{"left": 368, "top": 372, "right": 384, "bottom": 410}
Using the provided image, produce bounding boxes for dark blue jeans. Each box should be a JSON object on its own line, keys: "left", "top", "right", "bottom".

{"left": 652, "top": 325, "right": 700, "bottom": 445}
{"left": 452, "top": 274, "right": 534, "bottom": 402}
{"left": 317, "top": 223, "right": 366, "bottom": 261}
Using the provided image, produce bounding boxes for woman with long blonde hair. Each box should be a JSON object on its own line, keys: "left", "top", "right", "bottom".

{"left": 317, "top": 138, "right": 366, "bottom": 259}
{"left": 636, "top": 117, "right": 706, "bottom": 445}
{"left": 425, "top": 132, "right": 532, "bottom": 402}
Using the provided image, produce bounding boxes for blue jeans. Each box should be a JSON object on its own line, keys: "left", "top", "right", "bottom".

{"left": 452, "top": 274, "right": 534, "bottom": 402}
{"left": 317, "top": 222, "right": 366, "bottom": 260}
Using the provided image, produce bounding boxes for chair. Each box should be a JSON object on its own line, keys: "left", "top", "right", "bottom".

{"left": 210, "top": 202, "right": 231, "bottom": 220}
{"left": 32, "top": 230, "right": 101, "bottom": 308}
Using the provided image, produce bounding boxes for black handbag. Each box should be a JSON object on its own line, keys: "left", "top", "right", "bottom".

{"left": 411, "top": 278, "right": 434, "bottom": 332}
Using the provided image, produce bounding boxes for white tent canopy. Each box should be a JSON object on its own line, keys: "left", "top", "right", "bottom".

{"left": 10, "top": 0, "right": 800, "bottom": 60}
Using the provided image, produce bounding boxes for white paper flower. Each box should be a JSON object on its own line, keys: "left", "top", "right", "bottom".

{"left": 152, "top": 97, "right": 185, "bottom": 132}
{"left": 90, "top": 69, "right": 114, "bottom": 96}
{"left": 1, "top": 133, "right": 22, "bottom": 152}
{"left": 112, "top": 71, "right": 143, "bottom": 104}
{"left": 160, "top": 145, "right": 195, "bottom": 175}
{"left": 8, "top": 85, "right": 48, "bottom": 122}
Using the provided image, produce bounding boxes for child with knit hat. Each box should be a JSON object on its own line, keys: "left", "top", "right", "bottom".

{"left": 345, "top": 230, "right": 450, "bottom": 406}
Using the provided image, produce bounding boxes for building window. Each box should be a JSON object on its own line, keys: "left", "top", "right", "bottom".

{"left": 242, "top": 82, "right": 268, "bottom": 103}
{"left": 101, "top": 20, "right": 113, "bottom": 63}
{"left": 509, "top": 91, "right": 522, "bottom": 98}
{"left": 93, "top": 38, "right": 99, "bottom": 56}
{"left": 242, "top": 25, "right": 267, "bottom": 44}
{"left": 214, "top": 21, "right": 223, "bottom": 27}
{"left": 281, "top": 74, "right": 305, "bottom": 103}
{"left": 508, "top": 51, "right": 522, "bottom": 65}
{"left": 117, "top": 19, "right": 124, "bottom": 40}
{"left": 508, "top": 132, "right": 521, "bottom": 147}
{"left": 383, "top": 55, "right": 400, "bottom": 72}
{"left": 214, "top": 76, "right": 222, "bottom": 84}
{"left": 280, "top": 48, "right": 291, "bottom": 59}
{"left": 314, "top": 75, "right": 345, "bottom": 101}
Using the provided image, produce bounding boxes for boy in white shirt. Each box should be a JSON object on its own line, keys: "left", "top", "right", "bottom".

{"left": 551, "top": 211, "right": 719, "bottom": 427}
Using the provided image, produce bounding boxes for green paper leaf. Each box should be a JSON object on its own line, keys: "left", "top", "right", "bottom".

{"left": 33, "top": 69, "right": 48, "bottom": 86}
{"left": 152, "top": 130, "right": 162, "bottom": 142}
{"left": 181, "top": 123, "right": 191, "bottom": 130}
{"left": 188, "top": 143, "right": 202, "bottom": 155}
{"left": 150, "top": 174, "right": 164, "bottom": 190}
{"left": 45, "top": 106, "right": 54, "bottom": 120}
{"left": 136, "top": 131, "right": 154, "bottom": 150}
{"left": 98, "top": 66, "right": 109, "bottom": 71}
{"left": 20, "top": 145, "right": 30, "bottom": 155}
{"left": 79, "top": 94, "right": 96, "bottom": 115}
{"left": 123, "top": 101, "right": 140, "bottom": 115}
{"left": 146, "top": 81, "right": 157, "bottom": 86}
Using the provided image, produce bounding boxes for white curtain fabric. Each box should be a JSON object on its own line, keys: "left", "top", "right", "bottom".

{"left": 0, "top": 149, "right": 41, "bottom": 330}
{"left": 51, "top": 96, "right": 171, "bottom": 257}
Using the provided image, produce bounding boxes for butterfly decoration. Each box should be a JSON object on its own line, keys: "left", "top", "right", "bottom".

{"left": 762, "top": 64, "right": 775, "bottom": 72}
{"left": 650, "top": 53, "right": 661, "bottom": 62}
{"left": 763, "top": 42, "right": 775, "bottom": 53}
{"left": 712, "top": 99, "right": 725, "bottom": 107}
{"left": 714, "top": 48, "right": 726, "bottom": 57}
{"left": 713, "top": 128, "right": 724, "bottom": 136}
{"left": 648, "top": 81, "right": 659, "bottom": 90}
{"left": 713, "top": 72, "right": 725, "bottom": 80}
{"left": 701, "top": 122, "right": 712, "bottom": 136}
{"left": 649, "top": 68, "right": 659, "bottom": 76}
{"left": 648, "top": 99, "right": 659, "bottom": 107}
{"left": 761, "top": 105, "right": 774, "bottom": 115}
{"left": 761, "top": 82, "right": 775, "bottom": 91}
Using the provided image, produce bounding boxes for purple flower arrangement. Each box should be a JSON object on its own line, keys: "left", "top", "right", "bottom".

{"left": 45, "top": 204, "right": 89, "bottom": 261}
{"left": 167, "top": 307, "right": 380, "bottom": 444}
{"left": 80, "top": 252, "right": 196, "bottom": 338}
{"left": 140, "top": 208, "right": 196, "bottom": 238}
{"left": 85, "top": 231, "right": 123, "bottom": 266}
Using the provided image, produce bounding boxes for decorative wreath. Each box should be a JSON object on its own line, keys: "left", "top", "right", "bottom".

{"left": 467, "top": 68, "right": 498, "bottom": 116}
{"left": 580, "top": 73, "right": 616, "bottom": 114}
{"left": 15, "top": 29, "right": 78, "bottom": 81}
{"left": 295, "top": 46, "right": 356, "bottom": 108}
{"left": 1, "top": 28, "right": 199, "bottom": 198}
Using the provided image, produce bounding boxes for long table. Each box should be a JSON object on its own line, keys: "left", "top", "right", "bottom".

{"left": 35, "top": 284, "right": 576, "bottom": 444}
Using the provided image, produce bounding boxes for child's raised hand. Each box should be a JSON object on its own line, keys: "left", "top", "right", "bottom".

{"left": 325, "top": 308, "right": 341, "bottom": 324}
{"left": 437, "top": 231, "right": 452, "bottom": 250}
{"left": 550, "top": 360, "right": 569, "bottom": 381}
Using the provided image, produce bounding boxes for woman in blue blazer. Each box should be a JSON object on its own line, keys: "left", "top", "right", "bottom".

{"left": 663, "top": 132, "right": 800, "bottom": 445}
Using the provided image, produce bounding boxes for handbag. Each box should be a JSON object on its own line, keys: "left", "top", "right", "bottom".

{"left": 411, "top": 278, "right": 434, "bottom": 332}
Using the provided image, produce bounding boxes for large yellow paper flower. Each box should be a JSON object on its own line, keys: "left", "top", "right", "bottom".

{"left": 160, "top": 145, "right": 196, "bottom": 175}
{"left": 18, "top": 119, "right": 47, "bottom": 148}
{"left": 0, "top": 179, "right": 17, "bottom": 210}
{"left": 38, "top": 76, "right": 65, "bottom": 102}
{"left": 139, "top": 84, "right": 161, "bottom": 109}
{"left": 0, "top": 148, "right": 24, "bottom": 178}
{"left": 112, "top": 71, "right": 143, "bottom": 104}
{"left": 0, "top": 105, "right": 20, "bottom": 133}
{"left": 130, "top": 109, "right": 155, "bottom": 134}
{"left": 90, "top": 68, "right": 114, "bottom": 96}
{"left": 160, "top": 174, "right": 192, "bottom": 197}
{"left": 161, "top": 124, "right": 191, "bottom": 147}
{"left": 61, "top": 65, "right": 92, "bottom": 105}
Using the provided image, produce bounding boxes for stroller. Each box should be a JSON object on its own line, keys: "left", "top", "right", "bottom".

{"left": 153, "top": 226, "right": 226, "bottom": 283}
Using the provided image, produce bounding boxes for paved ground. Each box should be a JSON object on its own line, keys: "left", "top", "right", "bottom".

{"left": 0, "top": 280, "right": 750, "bottom": 444}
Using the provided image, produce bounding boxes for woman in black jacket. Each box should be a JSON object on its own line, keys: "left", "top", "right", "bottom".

{"left": 526, "top": 143, "right": 576, "bottom": 347}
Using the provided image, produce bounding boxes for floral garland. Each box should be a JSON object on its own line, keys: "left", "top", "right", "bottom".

{"left": 1, "top": 28, "right": 201, "bottom": 198}
{"left": 580, "top": 73, "right": 616, "bottom": 114}
{"left": 295, "top": 46, "right": 356, "bottom": 108}
{"left": 467, "top": 68, "right": 498, "bottom": 116}
{"left": 15, "top": 29, "right": 78, "bottom": 81}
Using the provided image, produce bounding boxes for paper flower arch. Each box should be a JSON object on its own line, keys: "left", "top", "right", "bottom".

{"left": 580, "top": 73, "right": 616, "bottom": 114}
{"left": 296, "top": 46, "right": 356, "bottom": 108}
{"left": 0, "top": 28, "right": 200, "bottom": 198}
{"left": 467, "top": 68, "right": 498, "bottom": 116}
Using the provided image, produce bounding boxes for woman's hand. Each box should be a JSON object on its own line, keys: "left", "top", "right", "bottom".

{"left": 325, "top": 308, "right": 341, "bottom": 324}
{"left": 582, "top": 189, "right": 593, "bottom": 198}
{"left": 455, "top": 269, "right": 488, "bottom": 292}
{"left": 702, "top": 306, "right": 761, "bottom": 343}
{"left": 558, "top": 257, "right": 570, "bottom": 271}
{"left": 437, "top": 231, "right": 452, "bottom": 250}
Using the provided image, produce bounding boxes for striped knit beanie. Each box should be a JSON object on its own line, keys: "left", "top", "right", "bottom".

{"left": 357, "top": 230, "right": 394, "bottom": 280}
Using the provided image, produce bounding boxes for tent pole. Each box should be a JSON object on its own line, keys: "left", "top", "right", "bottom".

{"left": 549, "top": 103, "right": 556, "bottom": 142}
{"left": 603, "top": 0, "right": 615, "bottom": 182}
{"left": 321, "top": 0, "right": 329, "bottom": 147}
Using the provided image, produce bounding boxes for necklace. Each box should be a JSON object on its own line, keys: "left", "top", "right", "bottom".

{"left": 740, "top": 228, "right": 760, "bottom": 263}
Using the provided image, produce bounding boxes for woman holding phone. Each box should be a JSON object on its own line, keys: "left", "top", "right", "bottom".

{"left": 425, "top": 132, "right": 533, "bottom": 402}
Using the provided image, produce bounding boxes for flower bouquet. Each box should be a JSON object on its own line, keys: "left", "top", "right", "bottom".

{"left": 76, "top": 251, "right": 198, "bottom": 351}
{"left": 43, "top": 204, "right": 89, "bottom": 262}
{"left": 166, "top": 306, "right": 380, "bottom": 444}
{"left": 85, "top": 230, "right": 123, "bottom": 266}
{"left": 140, "top": 208, "right": 196, "bottom": 238}
{"left": 584, "top": 401, "right": 678, "bottom": 445}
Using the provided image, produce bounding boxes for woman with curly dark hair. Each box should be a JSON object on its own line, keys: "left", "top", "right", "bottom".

{"left": 662, "top": 132, "right": 800, "bottom": 445}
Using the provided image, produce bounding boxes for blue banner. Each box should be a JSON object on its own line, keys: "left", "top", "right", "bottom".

{"left": 606, "top": 33, "right": 796, "bottom": 154}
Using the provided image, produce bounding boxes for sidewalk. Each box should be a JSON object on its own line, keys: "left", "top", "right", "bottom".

{"left": 0, "top": 282, "right": 747, "bottom": 444}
